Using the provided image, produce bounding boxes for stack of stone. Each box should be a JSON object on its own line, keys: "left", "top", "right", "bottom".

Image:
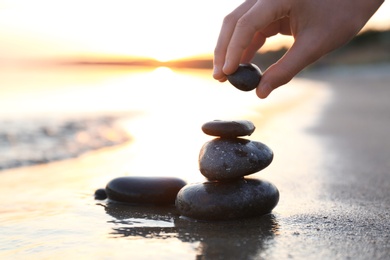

{"left": 175, "top": 120, "right": 279, "bottom": 221}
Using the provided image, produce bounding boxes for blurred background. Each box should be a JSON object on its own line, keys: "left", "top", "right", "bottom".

{"left": 0, "top": 0, "right": 389, "bottom": 170}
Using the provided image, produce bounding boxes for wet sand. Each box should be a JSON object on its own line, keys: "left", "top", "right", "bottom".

{"left": 1, "top": 64, "right": 389, "bottom": 259}
{"left": 258, "top": 64, "right": 390, "bottom": 259}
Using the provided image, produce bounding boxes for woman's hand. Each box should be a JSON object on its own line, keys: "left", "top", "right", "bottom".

{"left": 213, "top": 0, "right": 384, "bottom": 98}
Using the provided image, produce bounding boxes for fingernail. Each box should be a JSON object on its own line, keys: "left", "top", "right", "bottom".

{"left": 258, "top": 83, "right": 272, "bottom": 99}
{"left": 213, "top": 65, "right": 219, "bottom": 76}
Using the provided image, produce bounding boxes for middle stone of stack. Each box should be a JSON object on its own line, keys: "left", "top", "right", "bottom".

{"left": 199, "top": 120, "right": 273, "bottom": 181}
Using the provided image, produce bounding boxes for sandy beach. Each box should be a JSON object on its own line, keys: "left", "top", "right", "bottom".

{"left": 1, "top": 64, "right": 389, "bottom": 259}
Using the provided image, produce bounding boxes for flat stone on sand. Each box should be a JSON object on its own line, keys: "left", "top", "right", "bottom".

{"left": 199, "top": 138, "right": 273, "bottom": 180}
{"left": 175, "top": 178, "right": 279, "bottom": 221}
{"left": 201, "top": 120, "right": 255, "bottom": 138}
{"left": 106, "top": 176, "right": 187, "bottom": 205}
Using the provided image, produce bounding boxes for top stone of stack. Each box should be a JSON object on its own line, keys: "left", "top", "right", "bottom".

{"left": 201, "top": 120, "right": 255, "bottom": 138}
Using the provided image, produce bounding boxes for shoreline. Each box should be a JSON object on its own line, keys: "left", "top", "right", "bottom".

{"left": 2, "top": 63, "right": 388, "bottom": 172}
{"left": 0, "top": 67, "right": 330, "bottom": 259}
{"left": 1, "top": 63, "right": 380, "bottom": 172}
{"left": 1, "top": 63, "right": 389, "bottom": 259}
{"left": 0, "top": 114, "right": 132, "bottom": 171}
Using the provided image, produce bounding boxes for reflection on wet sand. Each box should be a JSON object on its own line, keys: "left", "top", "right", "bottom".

{"left": 102, "top": 201, "right": 279, "bottom": 259}
{"left": 102, "top": 202, "right": 177, "bottom": 239}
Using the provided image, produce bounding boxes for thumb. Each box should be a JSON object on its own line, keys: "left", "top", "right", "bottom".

{"left": 256, "top": 38, "right": 322, "bottom": 99}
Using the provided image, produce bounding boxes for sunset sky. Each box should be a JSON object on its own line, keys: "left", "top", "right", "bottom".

{"left": 1, "top": 0, "right": 389, "bottom": 64}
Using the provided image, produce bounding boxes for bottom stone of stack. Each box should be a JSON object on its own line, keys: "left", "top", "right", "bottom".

{"left": 175, "top": 178, "right": 279, "bottom": 221}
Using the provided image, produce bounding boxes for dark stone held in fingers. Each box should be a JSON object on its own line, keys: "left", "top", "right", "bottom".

{"left": 227, "top": 63, "right": 262, "bottom": 92}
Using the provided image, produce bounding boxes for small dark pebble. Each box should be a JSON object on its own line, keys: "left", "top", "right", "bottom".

{"left": 201, "top": 120, "right": 255, "bottom": 138}
{"left": 94, "top": 188, "right": 107, "bottom": 200}
{"left": 106, "top": 176, "right": 187, "bottom": 205}
{"left": 175, "top": 178, "right": 279, "bottom": 221}
{"left": 199, "top": 138, "right": 273, "bottom": 180}
{"left": 227, "top": 63, "right": 262, "bottom": 91}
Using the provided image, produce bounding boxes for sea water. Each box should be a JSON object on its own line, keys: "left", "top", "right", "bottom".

{"left": 0, "top": 64, "right": 332, "bottom": 259}
{"left": 0, "top": 65, "right": 328, "bottom": 172}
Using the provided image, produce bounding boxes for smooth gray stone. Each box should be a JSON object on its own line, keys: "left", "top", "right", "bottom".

{"left": 106, "top": 176, "right": 187, "bottom": 205}
{"left": 199, "top": 138, "right": 273, "bottom": 180}
{"left": 201, "top": 120, "right": 255, "bottom": 138}
{"left": 175, "top": 178, "right": 279, "bottom": 221}
{"left": 227, "top": 63, "right": 262, "bottom": 91}
{"left": 94, "top": 188, "right": 107, "bottom": 200}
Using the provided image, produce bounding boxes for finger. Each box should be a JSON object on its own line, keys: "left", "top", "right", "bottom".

{"left": 223, "top": 0, "right": 288, "bottom": 75}
{"left": 241, "top": 31, "right": 266, "bottom": 63}
{"left": 241, "top": 17, "right": 290, "bottom": 63}
{"left": 256, "top": 36, "right": 323, "bottom": 99}
{"left": 213, "top": 0, "right": 257, "bottom": 81}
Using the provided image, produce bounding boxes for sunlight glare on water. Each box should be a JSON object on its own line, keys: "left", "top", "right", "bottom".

{"left": 0, "top": 66, "right": 259, "bottom": 118}
{"left": 0, "top": 65, "right": 330, "bottom": 183}
{"left": 95, "top": 66, "right": 269, "bottom": 181}
{"left": 0, "top": 65, "right": 335, "bottom": 259}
